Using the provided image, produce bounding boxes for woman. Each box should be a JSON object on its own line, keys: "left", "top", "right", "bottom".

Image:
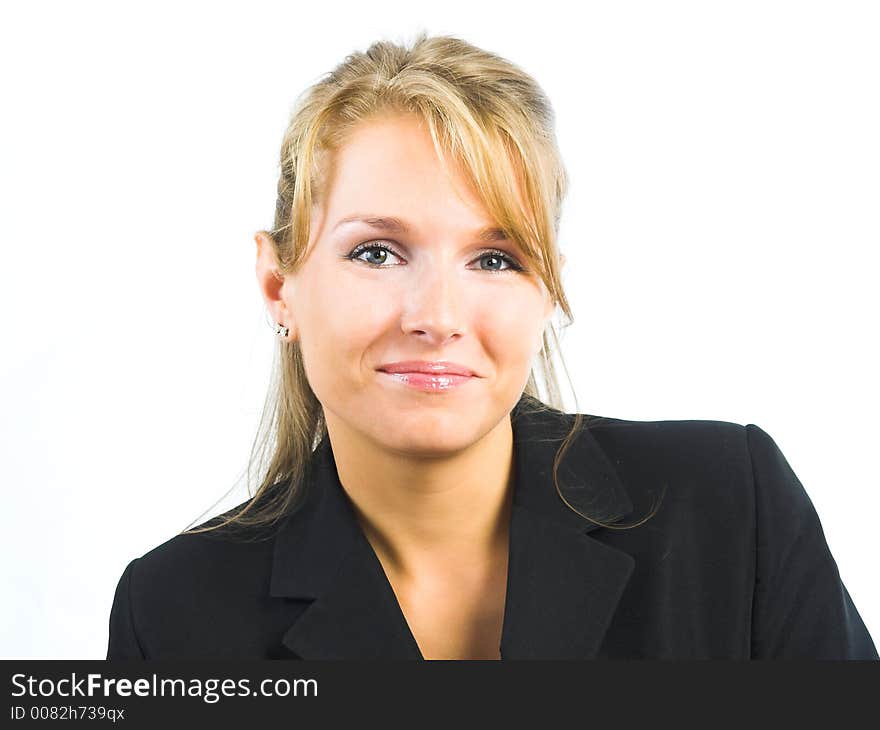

{"left": 106, "top": 32, "right": 877, "bottom": 660}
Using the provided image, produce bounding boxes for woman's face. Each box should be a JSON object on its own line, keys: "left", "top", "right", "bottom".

{"left": 257, "top": 113, "right": 556, "bottom": 457}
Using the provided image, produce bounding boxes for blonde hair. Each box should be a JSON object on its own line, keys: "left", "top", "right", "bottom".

{"left": 184, "top": 31, "right": 662, "bottom": 537}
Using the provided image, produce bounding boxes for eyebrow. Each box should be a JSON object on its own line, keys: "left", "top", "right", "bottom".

{"left": 332, "top": 214, "right": 509, "bottom": 243}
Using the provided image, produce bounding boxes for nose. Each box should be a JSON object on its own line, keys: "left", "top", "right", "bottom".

{"left": 398, "top": 264, "right": 466, "bottom": 345}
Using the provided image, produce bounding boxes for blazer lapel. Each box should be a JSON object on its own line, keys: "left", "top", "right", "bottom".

{"left": 270, "top": 393, "right": 636, "bottom": 659}
{"left": 500, "top": 396, "right": 636, "bottom": 658}
{"left": 270, "top": 435, "right": 423, "bottom": 659}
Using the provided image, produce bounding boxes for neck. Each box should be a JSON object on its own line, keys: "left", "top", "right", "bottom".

{"left": 324, "top": 411, "right": 515, "bottom": 582}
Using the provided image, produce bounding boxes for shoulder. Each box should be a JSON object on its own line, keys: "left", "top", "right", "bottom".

{"left": 582, "top": 411, "right": 748, "bottom": 469}
{"left": 108, "top": 494, "right": 297, "bottom": 658}
{"left": 517, "top": 394, "right": 756, "bottom": 506}
{"left": 518, "top": 394, "right": 746, "bottom": 454}
{"left": 580, "top": 412, "right": 754, "bottom": 522}
{"left": 125, "top": 497, "right": 285, "bottom": 613}
{"left": 584, "top": 410, "right": 745, "bottom": 443}
{"left": 583, "top": 415, "right": 797, "bottom": 493}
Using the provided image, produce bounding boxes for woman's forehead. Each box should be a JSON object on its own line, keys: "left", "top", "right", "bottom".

{"left": 311, "top": 114, "right": 529, "bottom": 249}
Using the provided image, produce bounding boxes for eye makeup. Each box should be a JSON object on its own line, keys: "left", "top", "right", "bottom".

{"left": 343, "top": 240, "right": 526, "bottom": 273}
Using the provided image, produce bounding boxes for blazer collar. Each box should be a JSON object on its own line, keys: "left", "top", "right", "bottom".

{"left": 269, "top": 393, "right": 636, "bottom": 659}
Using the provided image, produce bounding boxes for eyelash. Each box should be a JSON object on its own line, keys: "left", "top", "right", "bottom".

{"left": 345, "top": 241, "right": 525, "bottom": 274}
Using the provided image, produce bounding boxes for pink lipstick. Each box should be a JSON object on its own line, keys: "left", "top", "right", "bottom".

{"left": 376, "top": 360, "right": 479, "bottom": 393}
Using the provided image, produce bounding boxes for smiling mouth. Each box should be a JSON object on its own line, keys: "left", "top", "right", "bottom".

{"left": 377, "top": 370, "right": 476, "bottom": 393}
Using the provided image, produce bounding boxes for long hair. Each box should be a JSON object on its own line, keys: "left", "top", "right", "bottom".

{"left": 183, "top": 31, "right": 662, "bottom": 537}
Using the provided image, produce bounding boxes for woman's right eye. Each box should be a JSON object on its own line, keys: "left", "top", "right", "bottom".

{"left": 347, "top": 242, "right": 403, "bottom": 267}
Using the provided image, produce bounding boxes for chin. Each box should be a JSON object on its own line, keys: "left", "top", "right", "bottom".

{"left": 376, "top": 424, "right": 479, "bottom": 459}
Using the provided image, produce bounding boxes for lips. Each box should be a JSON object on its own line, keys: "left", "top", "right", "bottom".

{"left": 377, "top": 370, "right": 475, "bottom": 393}
{"left": 376, "top": 360, "right": 478, "bottom": 377}
{"left": 376, "top": 360, "right": 479, "bottom": 394}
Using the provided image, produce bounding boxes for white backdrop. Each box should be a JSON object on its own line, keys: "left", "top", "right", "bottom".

{"left": 2, "top": 0, "right": 877, "bottom": 659}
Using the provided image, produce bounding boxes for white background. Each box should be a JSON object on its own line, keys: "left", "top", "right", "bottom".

{"left": 1, "top": 0, "right": 877, "bottom": 659}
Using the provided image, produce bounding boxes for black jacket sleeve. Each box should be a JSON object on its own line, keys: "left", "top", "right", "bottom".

{"left": 747, "top": 424, "right": 878, "bottom": 659}
{"left": 106, "top": 558, "right": 146, "bottom": 660}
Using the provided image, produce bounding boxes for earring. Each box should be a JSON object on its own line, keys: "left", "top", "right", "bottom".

{"left": 274, "top": 322, "right": 289, "bottom": 339}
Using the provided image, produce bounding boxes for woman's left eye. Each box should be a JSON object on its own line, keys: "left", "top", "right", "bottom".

{"left": 477, "top": 250, "right": 522, "bottom": 272}
{"left": 346, "top": 242, "right": 524, "bottom": 273}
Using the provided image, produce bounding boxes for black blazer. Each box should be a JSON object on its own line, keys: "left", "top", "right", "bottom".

{"left": 106, "top": 393, "right": 878, "bottom": 660}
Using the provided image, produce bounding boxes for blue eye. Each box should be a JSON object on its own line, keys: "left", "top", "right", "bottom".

{"left": 349, "top": 242, "right": 402, "bottom": 267}
{"left": 346, "top": 242, "right": 525, "bottom": 273}
{"left": 478, "top": 251, "right": 523, "bottom": 273}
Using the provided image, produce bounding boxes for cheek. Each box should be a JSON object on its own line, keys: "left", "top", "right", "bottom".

{"left": 295, "top": 272, "right": 392, "bottom": 369}
{"left": 472, "top": 287, "right": 544, "bottom": 382}
{"left": 475, "top": 287, "right": 547, "bottom": 358}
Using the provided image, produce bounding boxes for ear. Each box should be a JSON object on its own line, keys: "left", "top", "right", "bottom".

{"left": 254, "top": 231, "right": 296, "bottom": 341}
